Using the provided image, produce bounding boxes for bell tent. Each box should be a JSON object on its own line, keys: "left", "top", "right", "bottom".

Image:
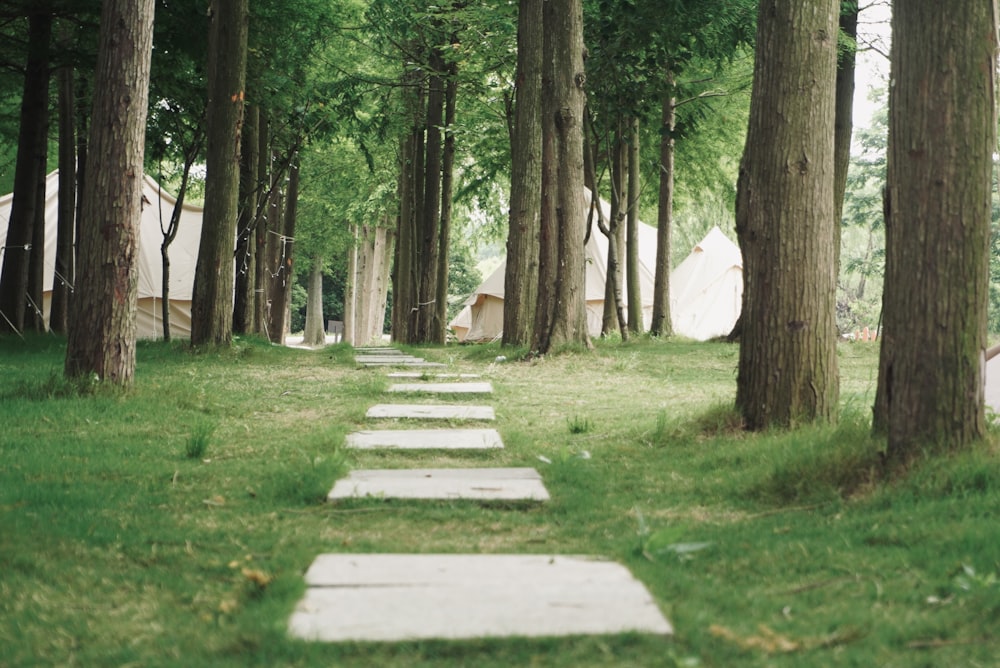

{"left": 0, "top": 170, "right": 204, "bottom": 338}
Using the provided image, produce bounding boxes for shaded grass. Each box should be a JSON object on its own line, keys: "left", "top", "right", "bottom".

{"left": 1, "top": 334, "right": 998, "bottom": 666}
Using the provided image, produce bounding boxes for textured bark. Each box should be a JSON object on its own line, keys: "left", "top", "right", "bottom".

{"left": 233, "top": 103, "right": 259, "bottom": 334}
{"left": 502, "top": 0, "right": 543, "bottom": 347}
{"left": 626, "top": 116, "right": 642, "bottom": 334}
{"left": 735, "top": 0, "right": 840, "bottom": 429}
{"left": 601, "top": 123, "right": 627, "bottom": 338}
{"left": 302, "top": 255, "right": 325, "bottom": 346}
{"left": 252, "top": 121, "right": 271, "bottom": 336}
{"left": 0, "top": 11, "right": 51, "bottom": 335}
{"left": 433, "top": 66, "right": 458, "bottom": 344}
{"left": 51, "top": 44, "right": 76, "bottom": 335}
{"left": 347, "top": 222, "right": 394, "bottom": 346}
{"left": 650, "top": 85, "right": 675, "bottom": 337}
{"left": 415, "top": 54, "right": 444, "bottom": 341}
{"left": 64, "top": 0, "right": 154, "bottom": 384}
{"left": 190, "top": 0, "right": 248, "bottom": 346}
{"left": 873, "top": 0, "right": 995, "bottom": 459}
{"left": 391, "top": 67, "right": 423, "bottom": 344}
{"left": 539, "top": 0, "right": 589, "bottom": 352}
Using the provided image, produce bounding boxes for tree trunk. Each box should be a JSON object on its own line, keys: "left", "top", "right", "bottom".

{"left": 303, "top": 255, "right": 325, "bottom": 346}
{"left": 64, "top": 0, "right": 154, "bottom": 385}
{"left": 190, "top": 0, "right": 248, "bottom": 346}
{"left": 538, "top": 0, "right": 589, "bottom": 352}
{"left": 602, "top": 122, "right": 627, "bottom": 338}
{"left": 502, "top": 0, "right": 543, "bottom": 348}
{"left": 266, "top": 157, "right": 298, "bottom": 344}
{"left": 27, "top": 146, "right": 48, "bottom": 332}
{"left": 391, "top": 66, "right": 423, "bottom": 344}
{"left": 233, "top": 103, "right": 259, "bottom": 334}
{"left": 159, "top": 149, "right": 197, "bottom": 341}
{"left": 0, "top": 10, "right": 52, "bottom": 335}
{"left": 734, "top": 0, "right": 840, "bottom": 429}
{"left": 833, "top": 0, "right": 858, "bottom": 273}
{"left": 434, "top": 65, "right": 458, "bottom": 344}
{"left": 344, "top": 224, "right": 358, "bottom": 344}
{"left": 261, "top": 166, "right": 283, "bottom": 340}
{"left": 415, "top": 52, "right": 444, "bottom": 342}
{"left": 253, "top": 129, "right": 273, "bottom": 336}
{"left": 650, "top": 82, "right": 675, "bottom": 337}
{"left": 51, "top": 39, "right": 76, "bottom": 335}
{"left": 873, "top": 0, "right": 995, "bottom": 460}
{"left": 626, "top": 115, "right": 643, "bottom": 334}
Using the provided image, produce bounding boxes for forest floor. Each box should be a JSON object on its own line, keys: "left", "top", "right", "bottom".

{"left": 1, "top": 334, "right": 998, "bottom": 667}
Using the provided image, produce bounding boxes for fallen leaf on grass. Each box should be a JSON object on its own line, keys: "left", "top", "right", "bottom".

{"left": 202, "top": 495, "right": 225, "bottom": 507}
{"left": 710, "top": 624, "right": 800, "bottom": 653}
{"left": 242, "top": 568, "right": 272, "bottom": 588}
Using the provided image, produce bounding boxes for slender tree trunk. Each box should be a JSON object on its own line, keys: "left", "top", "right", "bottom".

{"left": 65, "top": 0, "right": 154, "bottom": 384}
{"left": 734, "top": 0, "right": 840, "bottom": 429}
{"left": 0, "top": 11, "right": 52, "bottom": 335}
{"left": 538, "top": 0, "right": 589, "bottom": 352}
{"left": 159, "top": 152, "right": 196, "bottom": 341}
{"left": 27, "top": 146, "right": 48, "bottom": 332}
{"left": 190, "top": 0, "right": 248, "bottom": 346}
{"left": 344, "top": 224, "right": 359, "bottom": 345}
{"left": 391, "top": 66, "right": 423, "bottom": 344}
{"left": 626, "top": 115, "right": 642, "bottom": 334}
{"left": 833, "top": 0, "right": 858, "bottom": 275}
{"left": 233, "top": 103, "right": 259, "bottom": 334}
{"left": 502, "top": 0, "right": 543, "bottom": 347}
{"left": 602, "top": 122, "right": 626, "bottom": 337}
{"left": 303, "top": 255, "right": 325, "bottom": 346}
{"left": 252, "top": 124, "right": 272, "bottom": 336}
{"left": 650, "top": 81, "right": 675, "bottom": 337}
{"left": 433, "top": 66, "right": 458, "bottom": 344}
{"left": 51, "top": 39, "right": 76, "bottom": 335}
{"left": 873, "top": 0, "right": 995, "bottom": 460}
{"left": 262, "top": 167, "right": 283, "bottom": 339}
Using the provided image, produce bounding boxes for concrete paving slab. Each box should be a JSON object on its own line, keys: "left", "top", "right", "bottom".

{"left": 328, "top": 467, "right": 548, "bottom": 501}
{"left": 356, "top": 355, "right": 424, "bottom": 363}
{"left": 288, "top": 553, "right": 673, "bottom": 641}
{"left": 354, "top": 347, "right": 405, "bottom": 353}
{"left": 366, "top": 404, "right": 495, "bottom": 420}
{"left": 388, "top": 382, "right": 493, "bottom": 394}
{"left": 345, "top": 428, "right": 503, "bottom": 450}
{"left": 386, "top": 372, "right": 481, "bottom": 379}
{"left": 359, "top": 360, "right": 446, "bottom": 368}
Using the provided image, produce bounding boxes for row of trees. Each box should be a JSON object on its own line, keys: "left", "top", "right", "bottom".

{"left": 0, "top": 0, "right": 995, "bottom": 464}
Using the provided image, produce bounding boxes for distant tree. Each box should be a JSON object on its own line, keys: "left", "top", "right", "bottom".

{"left": 735, "top": 0, "right": 840, "bottom": 429}
{"left": 64, "top": 0, "right": 155, "bottom": 385}
{"left": 873, "top": 0, "right": 996, "bottom": 462}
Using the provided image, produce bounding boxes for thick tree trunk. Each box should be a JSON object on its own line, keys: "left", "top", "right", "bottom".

{"left": 416, "top": 56, "right": 444, "bottom": 341}
{"left": 539, "top": 0, "right": 589, "bottom": 352}
{"left": 51, "top": 45, "right": 76, "bottom": 335}
{"left": 734, "top": 0, "right": 840, "bottom": 429}
{"left": 0, "top": 11, "right": 52, "bottom": 335}
{"left": 502, "top": 0, "right": 543, "bottom": 348}
{"left": 873, "top": 0, "right": 995, "bottom": 460}
{"left": 303, "top": 255, "right": 325, "bottom": 346}
{"left": 190, "top": 0, "right": 248, "bottom": 346}
{"left": 391, "top": 66, "right": 423, "bottom": 344}
{"left": 233, "top": 103, "right": 259, "bottom": 334}
{"left": 650, "top": 84, "right": 675, "bottom": 337}
{"left": 64, "top": 0, "right": 154, "bottom": 385}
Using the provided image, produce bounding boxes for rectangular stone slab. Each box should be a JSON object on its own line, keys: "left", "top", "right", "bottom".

{"left": 288, "top": 554, "right": 673, "bottom": 641}
{"left": 359, "top": 360, "right": 446, "bottom": 368}
{"left": 356, "top": 355, "right": 424, "bottom": 363}
{"left": 328, "top": 467, "right": 548, "bottom": 501}
{"left": 387, "top": 372, "right": 481, "bottom": 379}
{"left": 366, "top": 404, "right": 495, "bottom": 420}
{"left": 345, "top": 428, "right": 503, "bottom": 450}
{"left": 387, "top": 382, "right": 493, "bottom": 394}
{"left": 354, "top": 348, "right": 406, "bottom": 354}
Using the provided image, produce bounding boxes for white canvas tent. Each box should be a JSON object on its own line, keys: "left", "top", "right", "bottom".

{"left": 0, "top": 170, "right": 204, "bottom": 338}
{"left": 669, "top": 226, "right": 743, "bottom": 341}
{"left": 450, "top": 189, "right": 659, "bottom": 342}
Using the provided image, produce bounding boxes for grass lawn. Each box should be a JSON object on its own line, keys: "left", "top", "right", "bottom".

{"left": 1, "top": 334, "right": 998, "bottom": 667}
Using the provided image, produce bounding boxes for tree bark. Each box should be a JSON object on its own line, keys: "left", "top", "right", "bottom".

{"left": 872, "top": 0, "right": 995, "bottom": 460}
{"left": 537, "top": 0, "right": 589, "bottom": 352}
{"left": 650, "top": 82, "right": 675, "bottom": 337}
{"left": 833, "top": 0, "right": 858, "bottom": 273}
{"left": 391, "top": 66, "right": 423, "bottom": 344}
{"left": 64, "top": 0, "right": 154, "bottom": 385}
{"left": 734, "top": 0, "right": 840, "bottom": 429}
{"left": 233, "top": 103, "right": 259, "bottom": 335}
{"left": 190, "top": 0, "right": 248, "bottom": 346}
{"left": 303, "top": 255, "right": 325, "bottom": 346}
{"left": 252, "top": 125, "right": 272, "bottom": 336}
{"left": 433, "top": 64, "right": 458, "bottom": 344}
{"left": 626, "top": 115, "right": 643, "bottom": 334}
{"left": 602, "top": 122, "right": 627, "bottom": 338}
{"left": 27, "top": 143, "right": 48, "bottom": 333}
{"left": 0, "top": 10, "right": 52, "bottom": 335}
{"left": 502, "top": 0, "right": 543, "bottom": 348}
{"left": 416, "top": 53, "right": 444, "bottom": 341}
{"left": 266, "top": 157, "right": 298, "bottom": 344}
{"left": 159, "top": 146, "right": 198, "bottom": 341}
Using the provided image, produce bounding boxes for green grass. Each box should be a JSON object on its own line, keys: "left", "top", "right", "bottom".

{"left": 1, "top": 334, "right": 998, "bottom": 666}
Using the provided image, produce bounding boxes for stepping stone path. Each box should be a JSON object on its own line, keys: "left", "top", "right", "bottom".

{"left": 288, "top": 346, "right": 672, "bottom": 643}
{"left": 387, "top": 372, "right": 481, "bottom": 379}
